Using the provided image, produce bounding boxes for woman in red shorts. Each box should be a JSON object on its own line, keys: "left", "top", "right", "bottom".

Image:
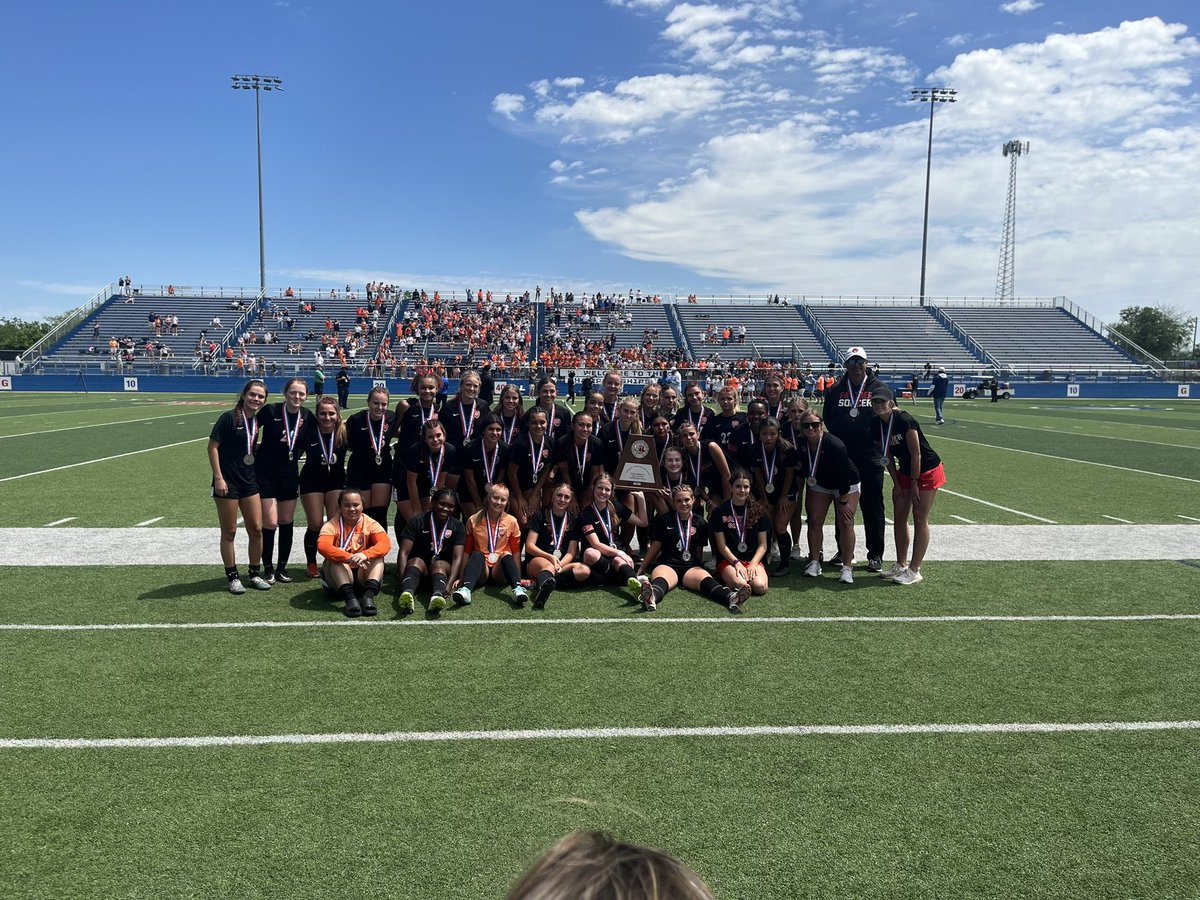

{"left": 870, "top": 385, "right": 945, "bottom": 585}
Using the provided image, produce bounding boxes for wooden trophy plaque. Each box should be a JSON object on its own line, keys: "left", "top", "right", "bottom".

{"left": 614, "top": 436, "right": 663, "bottom": 491}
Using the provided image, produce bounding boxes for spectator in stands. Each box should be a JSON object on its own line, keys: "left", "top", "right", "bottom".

{"left": 822, "top": 346, "right": 887, "bottom": 574}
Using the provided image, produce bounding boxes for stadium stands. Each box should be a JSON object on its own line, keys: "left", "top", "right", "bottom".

{"left": 675, "top": 302, "right": 830, "bottom": 365}
{"left": 808, "top": 304, "right": 983, "bottom": 373}
{"left": 939, "top": 306, "right": 1139, "bottom": 372}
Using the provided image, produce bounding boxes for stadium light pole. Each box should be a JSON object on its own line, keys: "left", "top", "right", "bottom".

{"left": 230, "top": 75, "right": 283, "bottom": 295}
{"left": 910, "top": 87, "right": 957, "bottom": 307}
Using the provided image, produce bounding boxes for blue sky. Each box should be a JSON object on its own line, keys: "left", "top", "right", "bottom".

{"left": 2, "top": 0, "right": 1197, "bottom": 328}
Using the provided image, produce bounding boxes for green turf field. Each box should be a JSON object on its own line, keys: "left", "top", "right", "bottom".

{"left": 2, "top": 392, "right": 1199, "bottom": 899}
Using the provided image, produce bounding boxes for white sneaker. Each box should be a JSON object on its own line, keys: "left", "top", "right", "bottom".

{"left": 768, "top": 546, "right": 781, "bottom": 564}
{"left": 880, "top": 563, "right": 906, "bottom": 580}
{"left": 227, "top": 577, "right": 246, "bottom": 595}
{"left": 804, "top": 560, "right": 822, "bottom": 577}
{"left": 789, "top": 545, "right": 805, "bottom": 561}
{"left": 838, "top": 566, "right": 853, "bottom": 584}
{"left": 892, "top": 568, "right": 924, "bottom": 585}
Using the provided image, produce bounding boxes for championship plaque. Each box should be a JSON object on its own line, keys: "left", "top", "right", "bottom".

{"left": 614, "top": 436, "right": 663, "bottom": 491}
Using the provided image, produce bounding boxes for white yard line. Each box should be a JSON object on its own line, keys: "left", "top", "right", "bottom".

{"left": 1102, "top": 515, "right": 1135, "bottom": 524}
{"left": 1178, "top": 515, "right": 1200, "bottom": 523}
{"left": 134, "top": 517, "right": 164, "bottom": 527}
{"left": 948, "top": 515, "right": 977, "bottom": 524}
{"left": 4, "top": 613, "right": 1200, "bottom": 634}
{"left": 939, "top": 489, "right": 1057, "bottom": 523}
{"left": 3, "top": 718, "right": 1198, "bottom": 751}
{"left": 42, "top": 517, "right": 77, "bottom": 527}
{"left": 0, "top": 409, "right": 214, "bottom": 440}
{"left": 951, "top": 413, "right": 1200, "bottom": 446}
{"left": 0, "top": 437, "right": 207, "bottom": 483}
{"left": 935, "top": 435, "right": 1200, "bottom": 484}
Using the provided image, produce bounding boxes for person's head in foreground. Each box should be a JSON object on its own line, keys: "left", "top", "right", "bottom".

{"left": 506, "top": 831, "right": 714, "bottom": 900}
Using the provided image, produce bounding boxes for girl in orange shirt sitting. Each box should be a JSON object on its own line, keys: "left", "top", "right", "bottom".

{"left": 452, "top": 482, "right": 528, "bottom": 606}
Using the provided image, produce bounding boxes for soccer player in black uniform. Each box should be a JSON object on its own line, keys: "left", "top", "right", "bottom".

{"left": 675, "top": 421, "right": 731, "bottom": 514}
{"left": 344, "top": 385, "right": 396, "bottom": 533}
{"left": 459, "top": 415, "right": 510, "bottom": 518}
{"left": 524, "top": 482, "right": 591, "bottom": 609}
{"left": 403, "top": 419, "right": 459, "bottom": 520}
{"left": 578, "top": 472, "right": 649, "bottom": 599}
{"left": 495, "top": 383, "right": 526, "bottom": 445}
{"left": 728, "top": 399, "right": 768, "bottom": 471}
{"left": 299, "top": 396, "right": 348, "bottom": 579}
{"left": 541, "top": 411, "right": 603, "bottom": 508}
{"left": 702, "top": 386, "right": 742, "bottom": 458}
{"left": 598, "top": 370, "right": 624, "bottom": 426}
{"left": 533, "top": 376, "right": 573, "bottom": 441}
{"left": 207, "top": 379, "right": 272, "bottom": 594}
{"left": 506, "top": 407, "right": 552, "bottom": 528}
{"left": 672, "top": 381, "right": 713, "bottom": 432}
{"left": 822, "top": 346, "right": 887, "bottom": 573}
{"left": 396, "top": 487, "right": 466, "bottom": 614}
{"left": 393, "top": 372, "right": 441, "bottom": 457}
{"left": 870, "top": 385, "right": 945, "bottom": 586}
{"left": 797, "top": 408, "right": 861, "bottom": 584}
{"left": 711, "top": 469, "right": 770, "bottom": 603}
{"left": 637, "top": 484, "right": 748, "bottom": 612}
{"left": 438, "top": 370, "right": 489, "bottom": 450}
{"left": 254, "top": 377, "right": 313, "bottom": 583}
{"left": 747, "top": 417, "right": 797, "bottom": 575}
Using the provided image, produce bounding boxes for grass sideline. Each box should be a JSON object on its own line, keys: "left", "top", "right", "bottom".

{"left": 1, "top": 392, "right": 1199, "bottom": 899}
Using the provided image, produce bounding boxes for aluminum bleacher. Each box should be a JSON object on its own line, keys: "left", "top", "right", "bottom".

{"left": 675, "top": 302, "right": 829, "bottom": 364}
{"left": 939, "top": 306, "right": 1139, "bottom": 372}
{"left": 807, "top": 304, "right": 983, "bottom": 374}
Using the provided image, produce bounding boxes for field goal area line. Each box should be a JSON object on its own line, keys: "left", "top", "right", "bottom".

{"left": 4, "top": 719, "right": 1199, "bottom": 751}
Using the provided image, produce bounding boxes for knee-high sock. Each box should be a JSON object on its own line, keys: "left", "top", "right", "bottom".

{"left": 535, "top": 569, "right": 555, "bottom": 588}
{"left": 304, "top": 528, "right": 320, "bottom": 565}
{"left": 368, "top": 506, "right": 387, "bottom": 532}
{"left": 430, "top": 571, "right": 449, "bottom": 598}
{"left": 651, "top": 577, "right": 670, "bottom": 603}
{"left": 362, "top": 579, "right": 381, "bottom": 602}
{"left": 775, "top": 531, "right": 792, "bottom": 561}
{"left": 700, "top": 575, "right": 731, "bottom": 602}
{"left": 277, "top": 523, "right": 294, "bottom": 568}
{"left": 401, "top": 565, "right": 422, "bottom": 595}
{"left": 500, "top": 554, "right": 521, "bottom": 588}
{"left": 616, "top": 562, "right": 637, "bottom": 582}
{"left": 461, "top": 552, "right": 485, "bottom": 590}
{"left": 261, "top": 528, "right": 276, "bottom": 569}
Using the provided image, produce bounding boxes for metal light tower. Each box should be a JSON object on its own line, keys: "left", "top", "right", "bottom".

{"left": 230, "top": 74, "right": 284, "bottom": 294}
{"left": 995, "top": 140, "right": 1030, "bottom": 302}
{"left": 910, "top": 87, "right": 957, "bottom": 306}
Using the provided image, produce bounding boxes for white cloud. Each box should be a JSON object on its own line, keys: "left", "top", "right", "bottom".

{"left": 554, "top": 76, "right": 585, "bottom": 90}
{"left": 491, "top": 93, "right": 525, "bottom": 119}
{"left": 534, "top": 73, "right": 726, "bottom": 142}
{"left": 895, "top": 12, "right": 917, "bottom": 27}
{"left": 571, "top": 19, "right": 1200, "bottom": 316}
{"left": 609, "top": 0, "right": 673, "bottom": 7}
{"left": 1000, "top": 0, "right": 1043, "bottom": 14}
{"left": 810, "top": 45, "right": 916, "bottom": 93}
{"left": 662, "top": 2, "right": 754, "bottom": 66}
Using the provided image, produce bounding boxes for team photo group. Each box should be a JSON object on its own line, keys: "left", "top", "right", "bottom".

{"left": 206, "top": 346, "right": 946, "bottom": 617}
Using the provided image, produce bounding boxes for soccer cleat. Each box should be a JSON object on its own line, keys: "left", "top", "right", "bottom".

{"left": 512, "top": 585, "right": 529, "bottom": 606}
{"left": 263, "top": 566, "right": 275, "bottom": 585}
{"left": 627, "top": 575, "right": 647, "bottom": 600}
{"left": 892, "top": 568, "right": 924, "bottom": 585}
{"left": 343, "top": 596, "right": 362, "bottom": 617}
{"left": 532, "top": 576, "right": 556, "bottom": 610}
{"left": 730, "top": 583, "right": 751, "bottom": 611}
{"left": 640, "top": 578, "right": 657, "bottom": 610}
{"left": 880, "top": 563, "right": 906, "bottom": 580}
{"left": 867, "top": 556, "right": 883, "bottom": 573}
{"left": 398, "top": 591, "right": 415, "bottom": 614}
{"left": 790, "top": 546, "right": 805, "bottom": 561}
{"left": 274, "top": 568, "right": 293, "bottom": 584}
{"left": 429, "top": 594, "right": 447, "bottom": 612}
{"left": 771, "top": 561, "right": 790, "bottom": 577}
{"left": 305, "top": 563, "right": 320, "bottom": 579}
{"left": 361, "top": 595, "right": 378, "bottom": 617}
{"left": 247, "top": 574, "right": 272, "bottom": 591}
{"left": 452, "top": 586, "right": 472, "bottom": 606}
{"left": 838, "top": 565, "right": 854, "bottom": 584}
{"left": 804, "top": 560, "right": 822, "bottom": 578}
{"left": 227, "top": 577, "right": 246, "bottom": 595}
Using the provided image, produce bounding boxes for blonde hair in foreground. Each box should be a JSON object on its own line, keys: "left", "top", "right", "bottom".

{"left": 505, "top": 831, "right": 715, "bottom": 900}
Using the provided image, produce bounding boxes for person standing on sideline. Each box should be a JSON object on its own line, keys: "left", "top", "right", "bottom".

{"left": 871, "top": 385, "right": 945, "bottom": 585}
{"left": 313, "top": 366, "right": 325, "bottom": 399}
{"left": 822, "top": 346, "right": 887, "bottom": 573}
{"left": 931, "top": 366, "right": 948, "bottom": 424}
{"left": 335, "top": 365, "right": 351, "bottom": 409}
{"left": 566, "top": 370, "right": 576, "bottom": 405}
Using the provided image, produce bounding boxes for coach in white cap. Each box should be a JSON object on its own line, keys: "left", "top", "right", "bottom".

{"left": 822, "top": 346, "right": 888, "bottom": 572}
